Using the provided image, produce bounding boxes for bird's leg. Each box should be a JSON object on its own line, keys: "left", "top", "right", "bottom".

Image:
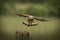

{"left": 28, "top": 20, "right": 32, "bottom": 26}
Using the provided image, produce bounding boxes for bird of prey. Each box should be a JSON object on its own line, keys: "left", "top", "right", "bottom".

{"left": 16, "top": 14, "right": 51, "bottom": 27}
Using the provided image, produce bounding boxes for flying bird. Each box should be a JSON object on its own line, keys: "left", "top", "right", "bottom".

{"left": 16, "top": 14, "right": 51, "bottom": 27}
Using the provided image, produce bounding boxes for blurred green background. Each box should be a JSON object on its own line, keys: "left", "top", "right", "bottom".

{"left": 0, "top": 0, "right": 60, "bottom": 40}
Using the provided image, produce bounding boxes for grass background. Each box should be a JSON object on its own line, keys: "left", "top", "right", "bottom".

{"left": 1, "top": 14, "right": 60, "bottom": 40}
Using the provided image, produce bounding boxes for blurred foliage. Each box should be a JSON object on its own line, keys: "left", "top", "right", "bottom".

{"left": 18, "top": 0, "right": 46, "bottom": 4}
{"left": 0, "top": 0, "right": 60, "bottom": 18}
{"left": 25, "top": 6, "right": 48, "bottom": 17}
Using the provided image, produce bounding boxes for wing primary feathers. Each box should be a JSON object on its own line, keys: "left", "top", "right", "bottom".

{"left": 16, "top": 14, "right": 29, "bottom": 17}
{"left": 34, "top": 17, "right": 51, "bottom": 21}
{"left": 38, "top": 19, "right": 50, "bottom": 21}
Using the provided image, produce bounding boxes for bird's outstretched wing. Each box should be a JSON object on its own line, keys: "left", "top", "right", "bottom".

{"left": 16, "top": 14, "right": 29, "bottom": 17}
{"left": 34, "top": 17, "right": 51, "bottom": 21}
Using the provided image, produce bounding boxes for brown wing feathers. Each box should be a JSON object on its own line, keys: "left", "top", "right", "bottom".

{"left": 16, "top": 14, "right": 29, "bottom": 17}
{"left": 16, "top": 14, "right": 51, "bottom": 21}
{"left": 34, "top": 17, "right": 50, "bottom": 21}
